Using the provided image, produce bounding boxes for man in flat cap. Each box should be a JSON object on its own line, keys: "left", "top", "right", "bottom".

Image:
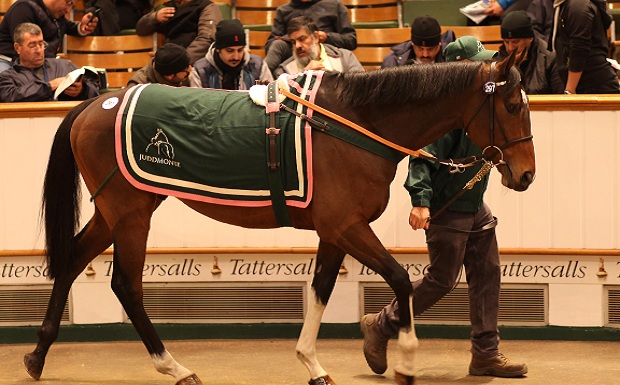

{"left": 382, "top": 15, "right": 453, "bottom": 67}
{"left": 361, "top": 36, "right": 528, "bottom": 379}
{"left": 498, "top": 10, "right": 563, "bottom": 94}
{"left": 190, "top": 19, "right": 273, "bottom": 90}
{"left": 127, "top": 43, "right": 192, "bottom": 87}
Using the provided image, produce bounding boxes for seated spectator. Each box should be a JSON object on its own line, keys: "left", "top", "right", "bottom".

{"left": 127, "top": 43, "right": 192, "bottom": 87}
{"left": 382, "top": 16, "right": 453, "bottom": 68}
{"left": 551, "top": 0, "right": 619, "bottom": 94}
{"left": 498, "top": 10, "right": 564, "bottom": 94}
{"left": 190, "top": 19, "right": 273, "bottom": 90}
{"left": 0, "top": 23, "right": 99, "bottom": 102}
{"left": 86, "top": 0, "right": 153, "bottom": 35}
{"left": 274, "top": 15, "right": 363, "bottom": 77}
{"left": 135, "top": 0, "right": 223, "bottom": 64}
{"left": 0, "top": 0, "right": 99, "bottom": 73}
{"left": 478, "top": 0, "right": 531, "bottom": 25}
{"left": 264, "top": 0, "right": 357, "bottom": 76}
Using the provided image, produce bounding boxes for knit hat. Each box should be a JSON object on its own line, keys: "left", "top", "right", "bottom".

{"left": 501, "top": 11, "right": 534, "bottom": 39}
{"left": 154, "top": 43, "right": 190, "bottom": 76}
{"left": 215, "top": 19, "right": 246, "bottom": 49}
{"left": 445, "top": 36, "right": 498, "bottom": 62}
{"left": 410, "top": 16, "right": 442, "bottom": 47}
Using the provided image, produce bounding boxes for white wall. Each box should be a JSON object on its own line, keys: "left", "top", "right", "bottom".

{"left": 1, "top": 101, "right": 620, "bottom": 327}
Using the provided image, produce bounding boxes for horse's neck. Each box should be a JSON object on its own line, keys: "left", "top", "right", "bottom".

{"left": 315, "top": 82, "right": 473, "bottom": 153}
{"left": 375, "top": 100, "right": 467, "bottom": 151}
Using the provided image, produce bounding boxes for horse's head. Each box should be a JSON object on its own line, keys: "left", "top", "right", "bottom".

{"left": 465, "top": 50, "right": 535, "bottom": 192}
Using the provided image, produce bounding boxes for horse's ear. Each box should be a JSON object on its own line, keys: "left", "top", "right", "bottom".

{"left": 514, "top": 48, "right": 527, "bottom": 67}
{"left": 495, "top": 48, "right": 518, "bottom": 79}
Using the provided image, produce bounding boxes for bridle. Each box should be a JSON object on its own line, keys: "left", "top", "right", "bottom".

{"left": 425, "top": 61, "right": 534, "bottom": 223}
{"left": 436, "top": 61, "right": 533, "bottom": 173}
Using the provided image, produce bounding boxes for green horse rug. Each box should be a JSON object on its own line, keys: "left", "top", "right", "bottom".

{"left": 114, "top": 72, "right": 325, "bottom": 209}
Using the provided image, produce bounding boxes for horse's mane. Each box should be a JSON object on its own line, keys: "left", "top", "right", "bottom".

{"left": 330, "top": 61, "right": 484, "bottom": 108}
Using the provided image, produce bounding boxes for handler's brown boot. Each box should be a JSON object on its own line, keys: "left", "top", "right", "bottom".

{"left": 360, "top": 313, "right": 389, "bottom": 374}
{"left": 469, "top": 352, "right": 528, "bottom": 378}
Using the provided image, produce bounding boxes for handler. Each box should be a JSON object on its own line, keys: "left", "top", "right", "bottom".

{"left": 360, "top": 36, "right": 528, "bottom": 378}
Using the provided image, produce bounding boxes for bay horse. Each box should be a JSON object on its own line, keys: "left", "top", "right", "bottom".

{"left": 25, "top": 51, "right": 535, "bottom": 385}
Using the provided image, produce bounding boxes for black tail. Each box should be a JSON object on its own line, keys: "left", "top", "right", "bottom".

{"left": 42, "top": 98, "right": 99, "bottom": 279}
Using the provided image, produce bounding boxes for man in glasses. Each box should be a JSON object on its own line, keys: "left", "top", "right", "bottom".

{"left": 0, "top": 22, "right": 99, "bottom": 101}
{"left": 0, "top": 0, "right": 98, "bottom": 73}
{"left": 128, "top": 43, "right": 193, "bottom": 87}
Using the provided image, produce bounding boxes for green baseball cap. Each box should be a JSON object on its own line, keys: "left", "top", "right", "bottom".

{"left": 444, "top": 36, "right": 498, "bottom": 62}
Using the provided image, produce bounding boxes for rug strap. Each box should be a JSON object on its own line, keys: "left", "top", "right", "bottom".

{"left": 265, "top": 81, "right": 292, "bottom": 227}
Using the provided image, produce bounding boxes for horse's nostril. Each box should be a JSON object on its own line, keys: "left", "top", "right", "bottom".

{"left": 521, "top": 171, "right": 534, "bottom": 187}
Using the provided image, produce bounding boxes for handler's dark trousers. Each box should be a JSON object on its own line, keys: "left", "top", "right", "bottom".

{"left": 376, "top": 203, "right": 501, "bottom": 358}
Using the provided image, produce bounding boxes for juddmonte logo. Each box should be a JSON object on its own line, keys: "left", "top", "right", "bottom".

{"left": 140, "top": 128, "right": 181, "bottom": 168}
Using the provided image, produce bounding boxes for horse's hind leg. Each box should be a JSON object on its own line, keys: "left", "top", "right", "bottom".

{"left": 297, "top": 240, "right": 345, "bottom": 385}
{"left": 108, "top": 199, "right": 200, "bottom": 385}
{"left": 25, "top": 209, "right": 113, "bottom": 380}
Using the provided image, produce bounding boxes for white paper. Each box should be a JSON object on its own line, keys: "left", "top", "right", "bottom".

{"left": 459, "top": 0, "right": 490, "bottom": 25}
{"left": 54, "top": 66, "right": 100, "bottom": 100}
{"left": 607, "top": 58, "right": 620, "bottom": 71}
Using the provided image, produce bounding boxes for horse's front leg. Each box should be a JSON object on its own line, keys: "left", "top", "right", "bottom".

{"left": 336, "top": 221, "right": 418, "bottom": 385}
{"left": 296, "top": 240, "right": 345, "bottom": 385}
{"left": 24, "top": 211, "right": 112, "bottom": 380}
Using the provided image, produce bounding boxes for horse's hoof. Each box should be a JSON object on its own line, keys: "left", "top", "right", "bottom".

{"left": 308, "top": 375, "right": 336, "bottom": 385}
{"left": 394, "top": 370, "right": 414, "bottom": 385}
{"left": 24, "top": 352, "right": 45, "bottom": 380}
{"left": 175, "top": 373, "right": 202, "bottom": 385}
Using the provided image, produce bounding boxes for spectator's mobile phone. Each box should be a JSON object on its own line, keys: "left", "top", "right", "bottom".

{"left": 90, "top": 7, "right": 101, "bottom": 20}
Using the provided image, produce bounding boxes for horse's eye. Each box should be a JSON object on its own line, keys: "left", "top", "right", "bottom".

{"left": 506, "top": 103, "right": 520, "bottom": 115}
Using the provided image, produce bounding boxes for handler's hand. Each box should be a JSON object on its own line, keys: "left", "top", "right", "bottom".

{"left": 157, "top": 7, "right": 175, "bottom": 23}
{"left": 409, "top": 206, "right": 431, "bottom": 231}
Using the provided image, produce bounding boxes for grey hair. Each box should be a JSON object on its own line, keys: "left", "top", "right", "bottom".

{"left": 14, "top": 22, "right": 43, "bottom": 44}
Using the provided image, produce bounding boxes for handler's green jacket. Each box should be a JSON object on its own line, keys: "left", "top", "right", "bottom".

{"left": 404, "top": 129, "right": 489, "bottom": 213}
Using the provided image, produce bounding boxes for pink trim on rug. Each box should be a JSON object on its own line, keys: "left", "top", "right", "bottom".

{"left": 114, "top": 75, "right": 325, "bottom": 208}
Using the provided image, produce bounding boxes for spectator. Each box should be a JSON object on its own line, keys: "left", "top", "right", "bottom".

{"left": 190, "top": 19, "right": 273, "bottom": 90}
{"left": 85, "top": 0, "right": 153, "bottom": 35}
{"left": 274, "top": 15, "right": 363, "bottom": 77}
{"left": 0, "top": 23, "right": 99, "bottom": 102}
{"left": 478, "top": 0, "right": 531, "bottom": 25}
{"left": 360, "top": 35, "right": 527, "bottom": 379}
{"left": 135, "top": 0, "right": 223, "bottom": 64}
{"left": 527, "top": 0, "right": 554, "bottom": 43}
{"left": 498, "top": 10, "right": 564, "bottom": 94}
{"left": 127, "top": 43, "right": 192, "bottom": 87}
{"left": 382, "top": 15, "right": 452, "bottom": 67}
{"left": 264, "top": 0, "right": 356, "bottom": 75}
{"left": 0, "top": 0, "right": 99, "bottom": 73}
{"left": 551, "top": 0, "right": 619, "bottom": 94}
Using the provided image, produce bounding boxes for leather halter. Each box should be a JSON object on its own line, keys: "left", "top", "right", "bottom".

{"left": 459, "top": 61, "right": 534, "bottom": 169}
